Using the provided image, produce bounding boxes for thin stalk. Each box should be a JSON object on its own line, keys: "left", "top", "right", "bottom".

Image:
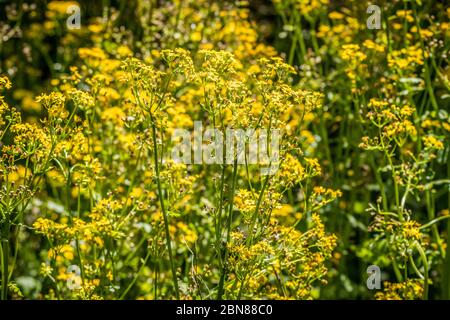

{"left": 65, "top": 167, "right": 85, "bottom": 285}
{"left": 217, "top": 158, "right": 238, "bottom": 300}
{"left": 1, "top": 220, "right": 10, "bottom": 300}
{"left": 119, "top": 250, "right": 152, "bottom": 299}
{"left": 393, "top": 260, "right": 403, "bottom": 283}
{"left": 420, "top": 215, "right": 450, "bottom": 230}
{"left": 149, "top": 111, "right": 180, "bottom": 299}
{"left": 294, "top": 11, "right": 307, "bottom": 62}
{"left": 247, "top": 174, "right": 270, "bottom": 246}
{"left": 154, "top": 262, "right": 159, "bottom": 300}
{"left": 443, "top": 161, "right": 450, "bottom": 298}
{"left": 412, "top": 5, "right": 438, "bottom": 111}
{"left": 426, "top": 190, "right": 445, "bottom": 256}
{"left": 416, "top": 242, "right": 429, "bottom": 300}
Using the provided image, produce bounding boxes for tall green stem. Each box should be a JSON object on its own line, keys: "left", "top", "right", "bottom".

{"left": 444, "top": 162, "right": 450, "bottom": 299}
{"left": 149, "top": 112, "right": 180, "bottom": 299}
{"left": 1, "top": 223, "right": 10, "bottom": 300}
{"left": 416, "top": 242, "right": 429, "bottom": 300}
{"left": 217, "top": 158, "right": 238, "bottom": 299}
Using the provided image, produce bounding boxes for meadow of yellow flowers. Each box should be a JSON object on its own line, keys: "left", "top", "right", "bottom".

{"left": 0, "top": 0, "right": 449, "bottom": 300}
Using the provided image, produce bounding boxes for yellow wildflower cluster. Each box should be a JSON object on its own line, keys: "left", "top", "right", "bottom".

{"left": 375, "top": 280, "right": 424, "bottom": 300}
{"left": 388, "top": 46, "right": 424, "bottom": 71}
{"left": 0, "top": 0, "right": 448, "bottom": 302}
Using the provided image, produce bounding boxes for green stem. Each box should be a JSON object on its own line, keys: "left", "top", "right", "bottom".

{"left": 420, "top": 215, "right": 450, "bottom": 230}
{"left": 426, "top": 190, "right": 445, "bottom": 256}
{"left": 415, "top": 242, "right": 429, "bottom": 300}
{"left": 119, "top": 250, "right": 152, "bottom": 299}
{"left": 412, "top": 5, "right": 438, "bottom": 111}
{"left": 409, "top": 255, "right": 424, "bottom": 280}
{"left": 392, "top": 259, "right": 403, "bottom": 283}
{"left": 149, "top": 111, "right": 179, "bottom": 299}
{"left": 217, "top": 158, "right": 238, "bottom": 300}
{"left": 1, "top": 223, "right": 10, "bottom": 300}
{"left": 247, "top": 174, "right": 270, "bottom": 246}
{"left": 443, "top": 162, "right": 450, "bottom": 299}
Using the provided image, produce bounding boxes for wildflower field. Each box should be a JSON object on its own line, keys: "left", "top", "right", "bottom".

{"left": 0, "top": 0, "right": 449, "bottom": 300}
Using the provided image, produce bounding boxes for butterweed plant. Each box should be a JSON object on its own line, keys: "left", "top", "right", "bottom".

{"left": 0, "top": 0, "right": 448, "bottom": 300}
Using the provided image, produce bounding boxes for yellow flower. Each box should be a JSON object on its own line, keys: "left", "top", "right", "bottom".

{"left": 190, "top": 31, "right": 203, "bottom": 42}
{"left": 423, "top": 135, "right": 444, "bottom": 150}
{"left": 329, "top": 11, "right": 344, "bottom": 20}
{"left": 88, "top": 23, "right": 103, "bottom": 34}
{"left": 117, "top": 45, "right": 133, "bottom": 58}
{"left": 69, "top": 89, "right": 95, "bottom": 111}
{"left": 340, "top": 44, "right": 367, "bottom": 62}
{"left": 235, "top": 189, "right": 257, "bottom": 215}
{"left": 0, "top": 75, "right": 12, "bottom": 90}
{"left": 47, "top": 1, "right": 79, "bottom": 18}
{"left": 277, "top": 154, "right": 306, "bottom": 186}
{"left": 395, "top": 10, "right": 414, "bottom": 23}
{"left": 402, "top": 221, "right": 422, "bottom": 240}
{"left": 78, "top": 47, "right": 107, "bottom": 61}
{"left": 363, "top": 39, "right": 385, "bottom": 53}
{"left": 375, "top": 280, "right": 423, "bottom": 300}
{"left": 388, "top": 46, "right": 424, "bottom": 70}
